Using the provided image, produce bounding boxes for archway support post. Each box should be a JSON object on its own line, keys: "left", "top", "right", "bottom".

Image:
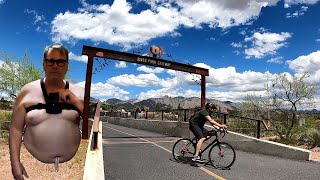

{"left": 82, "top": 53, "right": 94, "bottom": 139}
{"left": 201, "top": 75, "right": 206, "bottom": 108}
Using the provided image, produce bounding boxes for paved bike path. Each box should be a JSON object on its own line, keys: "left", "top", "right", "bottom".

{"left": 102, "top": 122, "right": 320, "bottom": 180}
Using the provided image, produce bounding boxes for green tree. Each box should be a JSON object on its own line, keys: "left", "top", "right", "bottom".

{"left": 101, "top": 103, "right": 113, "bottom": 111}
{"left": 0, "top": 51, "right": 42, "bottom": 100}
{"left": 177, "top": 103, "right": 182, "bottom": 110}
{"left": 162, "top": 105, "right": 173, "bottom": 112}
{"left": 244, "top": 73, "right": 315, "bottom": 142}
{"left": 132, "top": 105, "right": 141, "bottom": 112}
{"left": 155, "top": 102, "right": 162, "bottom": 111}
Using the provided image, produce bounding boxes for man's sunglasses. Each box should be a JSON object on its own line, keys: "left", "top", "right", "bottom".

{"left": 44, "top": 59, "right": 68, "bottom": 67}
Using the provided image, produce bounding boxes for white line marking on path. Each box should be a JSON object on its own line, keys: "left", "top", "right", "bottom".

{"left": 103, "top": 140, "right": 177, "bottom": 145}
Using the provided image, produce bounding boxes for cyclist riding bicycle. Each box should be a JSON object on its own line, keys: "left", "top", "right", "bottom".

{"left": 189, "top": 102, "right": 227, "bottom": 162}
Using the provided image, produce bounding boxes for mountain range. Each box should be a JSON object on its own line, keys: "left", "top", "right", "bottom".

{"left": 104, "top": 96, "right": 239, "bottom": 113}
{"left": 100, "top": 96, "right": 320, "bottom": 115}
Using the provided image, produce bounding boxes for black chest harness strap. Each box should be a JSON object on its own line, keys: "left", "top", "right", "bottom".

{"left": 25, "top": 78, "right": 82, "bottom": 116}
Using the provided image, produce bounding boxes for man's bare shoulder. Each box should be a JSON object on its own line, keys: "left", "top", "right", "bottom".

{"left": 14, "top": 79, "right": 41, "bottom": 105}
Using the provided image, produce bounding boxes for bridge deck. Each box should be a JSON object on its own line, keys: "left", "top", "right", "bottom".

{"left": 103, "top": 122, "right": 320, "bottom": 180}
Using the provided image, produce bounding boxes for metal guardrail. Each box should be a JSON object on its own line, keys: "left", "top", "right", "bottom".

{"left": 216, "top": 112, "right": 269, "bottom": 139}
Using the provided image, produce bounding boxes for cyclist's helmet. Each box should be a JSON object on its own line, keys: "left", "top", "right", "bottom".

{"left": 205, "top": 102, "right": 217, "bottom": 110}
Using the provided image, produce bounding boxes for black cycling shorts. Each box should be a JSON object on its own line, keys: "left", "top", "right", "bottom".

{"left": 189, "top": 124, "right": 208, "bottom": 140}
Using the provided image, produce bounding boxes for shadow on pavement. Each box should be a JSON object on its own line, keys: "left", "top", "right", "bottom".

{"left": 170, "top": 156, "right": 199, "bottom": 167}
{"left": 171, "top": 156, "right": 232, "bottom": 170}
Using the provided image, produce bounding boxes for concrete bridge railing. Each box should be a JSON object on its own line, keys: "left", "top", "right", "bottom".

{"left": 83, "top": 102, "right": 104, "bottom": 180}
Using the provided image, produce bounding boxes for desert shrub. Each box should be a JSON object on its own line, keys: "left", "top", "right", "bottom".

{"left": 297, "top": 128, "right": 320, "bottom": 148}
{"left": 226, "top": 118, "right": 257, "bottom": 136}
{"left": 308, "top": 130, "right": 320, "bottom": 147}
{"left": 0, "top": 110, "right": 11, "bottom": 125}
{"left": 0, "top": 111, "right": 12, "bottom": 142}
{"left": 0, "top": 101, "right": 11, "bottom": 110}
{"left": 291, "top": 119, "right": 319, "bottom": 146}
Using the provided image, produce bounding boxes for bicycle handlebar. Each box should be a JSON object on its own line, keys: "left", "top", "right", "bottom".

{"left": 220, "top": 128, "right": 227, "bottom": 138}
{"left": 207, "top": 128, "right": 228, "bottom": 138}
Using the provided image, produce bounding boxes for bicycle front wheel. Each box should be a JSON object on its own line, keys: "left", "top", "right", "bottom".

{"left": 209, "top": 142, "right": 236, "bottom": 169}
{"left": 172, "top": 138, "right": 195, "bottom": 161}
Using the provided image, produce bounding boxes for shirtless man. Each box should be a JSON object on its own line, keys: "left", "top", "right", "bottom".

{"left": 9, "top": 43, "right": 84, "bottom": 180}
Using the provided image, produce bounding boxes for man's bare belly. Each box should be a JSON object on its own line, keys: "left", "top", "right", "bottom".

{"left": 23, "top": 109, "right": 81, "bottom": 163}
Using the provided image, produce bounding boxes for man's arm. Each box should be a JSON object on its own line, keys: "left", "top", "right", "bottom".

{"left": 59, "top": 84, "right": 84, "bottom": 114}
{"left": 9, "top": 90, "right": 29, "bottom": 180}
{"left": 205, "top": 115, "right": 227, "bottom": 129}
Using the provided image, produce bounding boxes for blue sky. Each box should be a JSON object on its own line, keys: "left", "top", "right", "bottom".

{"left": 0, "top": 0, "right": 320, "bottom": 108}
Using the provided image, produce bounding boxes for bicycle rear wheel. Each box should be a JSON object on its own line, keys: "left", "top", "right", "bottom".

{"left": 208, "top": 142, "right": 236, "bottom": 169}
{"left": 172, "top": 138, "right": 195, "bottom": 161}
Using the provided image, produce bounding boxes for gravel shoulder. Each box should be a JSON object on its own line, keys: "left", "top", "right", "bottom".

{"left": 308, "top": 147, "right": 320, "bottom": 162}
{"left": 0, "top": 140, "right": 88, "bottom": 180}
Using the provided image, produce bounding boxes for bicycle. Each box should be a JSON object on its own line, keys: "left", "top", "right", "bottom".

{"left": 172, "top": 128, "right": 236, "bottom": 169}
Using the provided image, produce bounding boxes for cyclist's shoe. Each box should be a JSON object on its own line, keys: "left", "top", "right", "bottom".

{"left": 192, "top": 156, "right": 205, "bottom": 163}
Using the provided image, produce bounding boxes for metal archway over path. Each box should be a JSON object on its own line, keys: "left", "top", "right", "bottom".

{"left": 81, "top": 45, "right": 209, "bottom": 139}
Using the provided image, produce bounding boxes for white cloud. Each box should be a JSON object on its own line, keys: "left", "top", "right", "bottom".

{"left": 75, "top": 58, "right": 319, "bottom": 109}
{"left": 137, "top": 88, "right": 183, "bottom": 100}
{"left": 69, "top": 52, "right": 88, "bottom": 63}
{"left": 244, "top": 31, "right": 292, "bottom": 59}
{"left": 284, "top": 0, "right": 319, "bottom": 7}
{"left": 77, "top": 81, "right": 130, "bottom": 100}
{"left": 156, "top": 62, "right": 283, "bottom": 101}
{"left": 106, "top": 61, "right": 278, "bottom": 100}
{"left": 51, "top": 0, "right": 284, "bottom": 49}
{"left": 287, "top": 51, "right": 320, "bottom": 74}
{"left": 115, "top": 61, "right": 127, "bottom": 68}
{"left": 159, "top": 72, "right": 197, "bottom": 88}
{"left": 137, "top": 87, "right": 201, "bottom": 100}
{"left": 231, "top": 42, "right": 243, "bottom": 48}
{"left": 171, "top": 42, "right": 179, "bottom": 46}
{"left": 206, "top": 90, "right": 266, "bottom": 102}
{"left": 284, "top": 3, "right": 290, "bottom": 8}
{"left": 52, "top": 0, "right": 180, "bottom": 49}
{"left": 316, "top": 39, "right": 320, "bottom": 42}
{"left": 170, "top": 31, "right": 182, "bottom": 38}
{"left": 267, "top": 57, "right": 283, "bottom": 64}
{"left": 107, "top": 73, "right": 161, "bottom": 87}
{"left": 286, "top": 50, "right": 320, "bottom": 86}
{"left": 206, "top": 66, "right": 273, "bottom": 92}
{"left": 0, "top": 0, "right": 5, "bottom": 5}
{"left": 24, "top": 9, "right": 49, "bottom": 32}
{"left": 194, "top": 62, "right": 211, "bottom": 70}
{"left": 24, "top": 9, "right": 45, "bottom": 24}
{"left": 137, "top": 65, "right": 164, "bottom": 73}
{"left": 207, "top": 37, "right": 216, "bottom": 41}
{"left": 286, "top": 6, "right": 308, "bottom": 18}
{"left": 103, "top": 64, "right": 202, "bottom": 89}
{"left": 168, "top": 0, "right": 273, "bottom": 28}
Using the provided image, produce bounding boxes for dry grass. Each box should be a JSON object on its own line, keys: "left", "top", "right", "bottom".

{"left": 0, "top": 139, "right": 88, "bottom": 180}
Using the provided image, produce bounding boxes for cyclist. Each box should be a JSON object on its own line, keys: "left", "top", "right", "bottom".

{"left": 189, "top": 102, "right": 227, "bottom": 162}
